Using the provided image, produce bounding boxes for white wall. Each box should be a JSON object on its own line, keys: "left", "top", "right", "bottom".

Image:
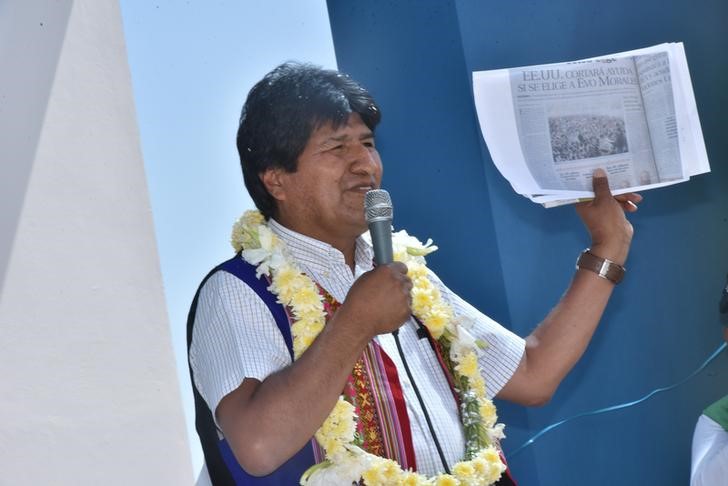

{"left": 0, "top": 0, "right": 192, "bottom": 483}
{"left": 0, "top": 0, "right": 73, "bottom": 295}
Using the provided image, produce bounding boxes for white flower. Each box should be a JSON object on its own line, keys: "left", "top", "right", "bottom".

{"left": 300, "top": 449, "right": 370, "bottom": 486}
{"left": 300, "top": 461, "right": 363, "bottom": 486}
{"left": 241, "top": 248, "right": 285, "bottom": 278}
{"left": 450, "top": 325, "right": 478, "bottom": 363}
{"left": 241, "top": 225, "right": 287, "bottom": 277}
{"left": 488, "top": 423, "right": 506, "bottom": 441}
{"left": 240, "top": 246, "right": 265, "bottom": 264}
{"left": 392, "top": 229, "right": 438, "bottom": 257}
{"left": 257, "top": 225, "right": 276, "bottom": 250}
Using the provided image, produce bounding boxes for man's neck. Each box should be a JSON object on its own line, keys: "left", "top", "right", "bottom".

{"left": 272, "top": 217, "right": 359, "bottom": 271}
{"left": 335, "top": 239, "right": 357, "bottom": 272}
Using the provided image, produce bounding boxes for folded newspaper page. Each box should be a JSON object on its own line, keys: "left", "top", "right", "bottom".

{"left": 472, "top": 42, "right": 710, "bottom": 206}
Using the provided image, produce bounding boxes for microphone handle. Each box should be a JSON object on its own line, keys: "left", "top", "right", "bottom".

{"left": 368, "top": 219, "right": 393, "bottom": 265}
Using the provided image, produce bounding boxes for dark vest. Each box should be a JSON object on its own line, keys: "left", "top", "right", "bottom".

{"left": 187, "top": 255, "right": 315, "bottom": 485}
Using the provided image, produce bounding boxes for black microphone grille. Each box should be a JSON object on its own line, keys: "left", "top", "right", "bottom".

{"left": 364, "top": 189, "right": 393, "bottom": 223}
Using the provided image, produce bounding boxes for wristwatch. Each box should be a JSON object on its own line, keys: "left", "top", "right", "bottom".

{"left": 575, "top": 249, "right": 625, "bottom": 284}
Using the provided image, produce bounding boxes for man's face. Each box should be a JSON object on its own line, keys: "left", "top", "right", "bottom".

{"left": 265, "top": 113, "right": 382, "bottom": 243}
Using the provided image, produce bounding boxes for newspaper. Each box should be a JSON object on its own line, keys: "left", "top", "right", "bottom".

{"left": 472, "top": 43, "right": 710, "bottom": 206}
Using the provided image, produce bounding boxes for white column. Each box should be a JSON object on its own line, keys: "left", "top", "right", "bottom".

{"left": 0, "top": 0, "right": 193, "bottom": 483}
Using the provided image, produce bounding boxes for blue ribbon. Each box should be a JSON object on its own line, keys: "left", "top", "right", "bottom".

{"left": 509, "top": 342, "right": 727, "bottom": 458}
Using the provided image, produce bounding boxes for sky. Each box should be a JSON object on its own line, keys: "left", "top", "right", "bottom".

{"left": 118, "top": 0, "right": 337, "bottom": 477}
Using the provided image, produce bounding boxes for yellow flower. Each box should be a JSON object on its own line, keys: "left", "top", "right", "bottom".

{"left": 277, "top": 274, "right": 312, "bottom": 303}
{"left": 230, "top": 210, "right": 265, "bottom": 252}
{"left": 380, "top": 459, "right": 403, "bottom": 483}
{"left": 455, "top": 352, "right": 479, "bottom": 379}
{"left": 407, "top": 263, "right": 429, "bottom": 279}
{"left": 318, "top": 436, "right": 345, "bottom": 457}
{"left": 315, "top": 398, "right": 356, "bottom": 458}
{"left": 411, "top": 286, "right": 435, "bottom": 311}
{"left": 293, "top": 334, "right": 315, "bottom": 357}
{"left": 478, "top": 447, "right": 500, "bottom": 464}
{"left": 471, "top": 376, "right": 487, "bottom": 399}
{"left": 486, "top": 462, "right": 506, "bottom": 483}
{"left": 362, "top": 457, "right": 404, "bottom": 486}
{"left": 413, "top": 274, "right": 434, "bottom": 292}
{"left": 422, "top": 305, "right": 451, "bottom": 338}
{"left": 434, "top": 474, "right": 459, "bottom": 486}
{"left": 292, "top": 286, "right": 323, "bottom": 312}
{"left": 294, "top": 309, "right": 325, "bottom": 327}
{"left": 425, "top": 320, "right": 446, "bottom": 340}
{"left": 479, "top": 400, "right": 497, "bottom": 426}
{"left": 242, "top": 209, "right": 265, "bottom": 226}
{"left": 452, "top": 461, "right": 475, "bottom": 479}
{"left": 471, "top": 458, "right": 489, "bottom": 476}
{"left": 361, "top": 465, "right": 379, "bottom": 485}
{"left": 400, "top": 471, "right": 423, "bottom": 485}
{"left": 394, "top": 248, "right": 408, "bottom": 262}
{"left": 230, "top": 224, "right": 246, "bottom": 253}
{"left": 270, "top": 264, "right": 299, "bottom": 294}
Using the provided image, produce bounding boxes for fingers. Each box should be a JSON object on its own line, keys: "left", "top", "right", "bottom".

{"left": 614, "top": 193, "right": 643, "bottom": 204}
{"left": 390, "top": 261, "right": 409, "bottom": 275}
{"left": 392, "top": 262, "right": 413, "bottom": 298}
{"left": 346, "top": 263, "right": 414, "bottom": 335}
{"left": 615, "top": 193, "right": 642, "bottom": 213}
{"left": 377, "top": 262, "right": 412, "bottom": 295}
{"left": 591, "top": 169, "right": 645, "bottom": 212}
{"left": 591, "top": 168, "right": 612, "bottom": 200}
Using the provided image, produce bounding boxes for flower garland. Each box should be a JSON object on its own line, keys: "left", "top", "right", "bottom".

{"left": 231, "top": 210, "right": 506, "bottom": 486}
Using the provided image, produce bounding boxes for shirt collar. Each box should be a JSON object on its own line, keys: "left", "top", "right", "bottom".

{"left": 267, "top": 218, "right": 374, "bottom": 272}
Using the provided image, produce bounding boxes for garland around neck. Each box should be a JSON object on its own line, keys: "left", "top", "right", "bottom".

{"left": 231, "top": 211, "right": 506, "bottom": 486}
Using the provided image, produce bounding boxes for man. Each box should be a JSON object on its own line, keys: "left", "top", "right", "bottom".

{"left": 690, "top": 334, "right": 728, "bottom": 485}
{"left": 188, "top": 62, "right": 641, "bottom": 484}
{"left": 690, "top": 279, "right": 728, "bottom": 485}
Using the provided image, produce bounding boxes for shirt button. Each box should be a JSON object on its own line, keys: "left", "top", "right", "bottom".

{"left": 323, "top": 271, "right": 330, "bottom": 277}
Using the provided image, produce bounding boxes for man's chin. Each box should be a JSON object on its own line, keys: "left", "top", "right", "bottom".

{"left": 355, "top": 222, "right": 369, "bottom": 235}
{"left": 351, "top": 219, "right": 369, "bottom": 236}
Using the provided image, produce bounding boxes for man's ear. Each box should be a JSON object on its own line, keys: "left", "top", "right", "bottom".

{"left": 261, "top": 168, "right": 287, "bottom": 202}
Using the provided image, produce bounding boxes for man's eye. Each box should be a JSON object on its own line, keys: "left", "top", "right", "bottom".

{"left": 363, "top": 141, "right": 375, "bottom": 148}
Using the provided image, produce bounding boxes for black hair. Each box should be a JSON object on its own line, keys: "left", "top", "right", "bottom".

{"left": 236, "top": 62, "right": 381, "bottom": 219}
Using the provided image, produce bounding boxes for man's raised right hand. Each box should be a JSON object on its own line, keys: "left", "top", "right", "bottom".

{"left": 337, "top": 262, "right": 412, "bottom": 337}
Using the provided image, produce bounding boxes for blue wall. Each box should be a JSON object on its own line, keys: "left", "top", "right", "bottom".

{"left": 327, "top": 1, "right": 728, "bottom": 484}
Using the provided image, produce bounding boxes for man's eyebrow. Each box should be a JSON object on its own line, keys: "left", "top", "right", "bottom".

{"left": 323, "top": 134, "right": 349, "bottom": 144}
{"left": 320, "top": 131, "right": 374, "bottom": 145}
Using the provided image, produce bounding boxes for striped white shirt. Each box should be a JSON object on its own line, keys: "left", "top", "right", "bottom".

{"left": 189, "top": 219, "right": 525, "bottom": 476}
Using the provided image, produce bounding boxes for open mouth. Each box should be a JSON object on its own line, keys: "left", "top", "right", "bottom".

{"left": 348, "top": 185, "right": 374, "bottom": 193}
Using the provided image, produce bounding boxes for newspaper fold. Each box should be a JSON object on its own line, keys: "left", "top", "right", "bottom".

{"left": 472, "top": 42, "right": 710, "bottom": 206}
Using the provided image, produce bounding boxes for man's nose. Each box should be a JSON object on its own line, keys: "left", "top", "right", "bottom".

{"left": 350, "top": 144, "right": 380, "bottom": 175}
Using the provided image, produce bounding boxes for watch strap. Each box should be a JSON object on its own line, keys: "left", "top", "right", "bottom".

{"left": 575, "top": 249, "right": 625, "bottom": 284}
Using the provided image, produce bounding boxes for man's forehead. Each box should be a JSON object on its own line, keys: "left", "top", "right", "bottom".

{"left": 311, "top": 113, "right": 372, "bottom": 141}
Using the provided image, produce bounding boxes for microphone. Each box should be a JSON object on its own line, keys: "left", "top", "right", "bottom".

{"left": 364, "top": 189, "right": 393, "bottom": 265}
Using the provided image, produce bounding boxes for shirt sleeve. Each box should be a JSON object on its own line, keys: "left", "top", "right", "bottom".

{"left": 189, "top": 270, "right": 292, "bottom": 421}
{"left": 428, "top": 270, "right": 525, "bottom": 398}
